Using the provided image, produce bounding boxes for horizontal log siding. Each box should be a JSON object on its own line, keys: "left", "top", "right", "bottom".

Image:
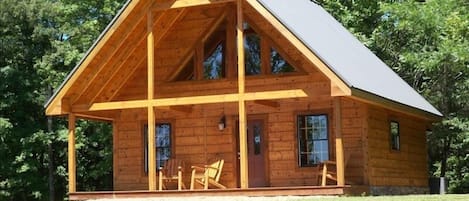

{"left": 366, "top": 106, "right": 429, "bottom": 187}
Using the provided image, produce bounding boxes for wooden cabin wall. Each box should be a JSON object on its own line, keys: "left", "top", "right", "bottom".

{"left": 113, "top": 105, "right": 239, "bottom": 190}
{"left": 340, "top": 98, "right": 367, "bottom": 185}
{"left": 112, "top": 81, "right": 369, "bottom": 190}
{"left": 365, "top": 105, "right": 429, "bottom": 187}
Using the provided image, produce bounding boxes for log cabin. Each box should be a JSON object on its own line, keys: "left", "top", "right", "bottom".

{"left": 44, "top": 0, "right": 442, "bottom": 199}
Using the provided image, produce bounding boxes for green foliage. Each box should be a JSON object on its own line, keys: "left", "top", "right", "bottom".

{"left": 0, "top": 0, "right": 468, "bottom": 199}
{"left": 318, "top": 0, "right": 469, "bottom": 194}
{"left": 1, "top": 0, "right": 125, "bottom": 200}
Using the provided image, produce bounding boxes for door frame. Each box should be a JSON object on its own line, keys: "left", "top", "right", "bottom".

{"left": 233, "top": 114, "right": 270, "bottom": 188}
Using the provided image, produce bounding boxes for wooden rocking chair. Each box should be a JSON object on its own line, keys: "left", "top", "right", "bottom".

{"left": 190, "top": 159, "right": 226, "bottom": 190}
{"left": 158, "top": 159, "right": 186, "bottom": 190}
{"left": 317, "top": 152, "right": 352, "bottom": 186}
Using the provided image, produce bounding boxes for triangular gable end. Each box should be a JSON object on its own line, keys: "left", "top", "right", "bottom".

{"left": 45, "top": 0, "right": 441, "bottom": 121}
{"left": 252, "top": 0, "right": 442, "bottom": 119}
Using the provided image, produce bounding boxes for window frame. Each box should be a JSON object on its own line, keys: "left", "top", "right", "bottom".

{"left": 389, "top": 120, "right": 400, "bottom": 151}
{"left": 143, "top": 120, "right": 175, "bottom": 174}
{"left": 296, "top": 112, "right": 332, "bottom": 167}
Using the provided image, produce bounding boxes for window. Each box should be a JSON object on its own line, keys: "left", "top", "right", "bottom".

{"left": 271, "top": 48, "right": 295, "bottom": 74}
{"left": 390, "top": 121, "right": 400, "bottom": 150}
{"left": 203, "top": 42, "right": 224, "bottom": 79}
{"left": 298, "top": 114, "right": 329, "bottom": 167}
{"left": 143, "top": 123, "right": 172, "bottom": 173}
{"left": 244, "top": 34, "right": 261, "bottom": 75}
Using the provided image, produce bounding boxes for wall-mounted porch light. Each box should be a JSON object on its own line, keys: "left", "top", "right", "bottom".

{"left": 218, "top": 115, "right": 226, "bottom": 131}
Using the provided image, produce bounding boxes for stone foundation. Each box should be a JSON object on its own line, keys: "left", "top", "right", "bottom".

{"left": 369, "top": 186, "right": 429, "bottom": 195}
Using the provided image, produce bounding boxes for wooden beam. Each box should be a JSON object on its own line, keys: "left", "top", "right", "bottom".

{"left": 72, "top": 0, "right": 154, "bottom": 104}
{"left": 153, "top": 0, "right": 234, "bottom": 10}
{"left": 334, "top": 97, "right": 345, "bottom": 186}
{"left": 254, "top": 100, "right": 279, "bottom": 108}
{"left": 350, "top": 88, "right": 442, "bottom": 121}
{"left": 168, "top": 7, "right": 227, "bottom": 81}
{"left": 147, "top": 10, "right": 157, "bottom": 191}
{"left": 68, "top": 114, "right": 76, "bottom": 193}
{"left": 225, "top": 6, "right": 236, "bottom": 78}
{"left": 86, "top": 89, "right": 308, "bottom": 111}
{"left": 45, "top": 0, "right": 142, "bottom": 115}
{"left": 169, "top": 105, "right": 193, "bottom": 113}
{"left": 260, "top": 38, "right": 270, "bottom": 75}
{"left": 104, "top": 8, "right": 187, "bottom": 102}
{"left": 245, "top": 0, "right": 351, "bottom": 96}
{"left": 194, "top": 42, "right": 204, "bottom": 80}
{"left": 237, "top": 0, "right": 249, "bottom": 189}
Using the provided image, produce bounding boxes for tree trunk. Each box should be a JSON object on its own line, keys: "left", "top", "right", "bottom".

{"left": 47, "top": 87, "right": 55, "bottom": 201}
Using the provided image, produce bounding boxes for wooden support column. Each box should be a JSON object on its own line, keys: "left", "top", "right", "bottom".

{"left": 334, "top": 97, "right": 345, "bottom": 186}
{"left": 68, "top": 113, "right": 76, "bottom": 193}
{"left": 237, "top": 0, "right": 249, "bottom": 189}
{"left": 147, "top": 10, "right": 157, "bottom": 191}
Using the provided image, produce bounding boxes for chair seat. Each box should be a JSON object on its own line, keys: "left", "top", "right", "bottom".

{"left": 190, "top": 159, "right": 226, "bottom": 190}
{"left": 159, "top": 159, "right": 186, "bottom": 190}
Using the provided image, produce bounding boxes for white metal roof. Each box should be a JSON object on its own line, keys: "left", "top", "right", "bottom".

{"left": 258, "top": 0, "right": 442, "bottom": 117}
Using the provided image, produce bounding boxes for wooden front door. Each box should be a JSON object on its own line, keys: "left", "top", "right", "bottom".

{"left": 246, "top": 119, "right": 266, "bottom": 187}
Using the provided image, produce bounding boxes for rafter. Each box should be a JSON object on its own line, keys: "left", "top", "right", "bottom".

{"left": 168, "top": 6, "right": 228, "bottom": 81}
{"left": 72, "top": 0, "right": 156, "bottom": 104}
{"left": 45, "top": 0, "right": 144, "bottom": 115}
{"left": 153, "top": 0, "right": 234, "bottom": 11}
{"left": 94, "top": 8, "right": 187, "bottom": 103}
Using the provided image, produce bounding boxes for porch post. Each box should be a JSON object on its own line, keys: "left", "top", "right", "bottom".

{"left": 68, "top": 113, "right": 76, "bottom": 193}
{"left": 334, "top": 97, "right": 345, "bottom": 186}
{"left": 147, "top": 10, "right": 157, "bottom": 191}
{"left": 237, "top": 0, "right": 249, "bottom": 189}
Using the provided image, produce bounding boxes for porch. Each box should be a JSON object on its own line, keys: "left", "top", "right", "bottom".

{"left": 69, "top": 185, "right": 365, "bottom": 201}
{"left": 46, "top": 0, "right": 368, "bottom": 199}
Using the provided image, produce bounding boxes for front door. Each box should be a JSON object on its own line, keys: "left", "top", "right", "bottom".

{"left": 246, "top": 119, "right": 266, "bottom": 187}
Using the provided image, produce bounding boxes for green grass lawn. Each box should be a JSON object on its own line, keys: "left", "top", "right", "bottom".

{"left": 295, "top": 194, "right": 469, "bottom": 201}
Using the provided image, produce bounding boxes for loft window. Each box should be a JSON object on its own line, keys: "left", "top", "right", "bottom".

{"left": 271, "top": 48, "right": 295, "bottom": 74}
{"left": 298, "top": 114, "right": 329, "bottom": 167}
{"left": 390, "top": 121, "right": 400, "bottom": 150}
{"left": 244, "top": 34, "right": 261, "bottom": 75}
{"left": 143, "top": 123, "right": 172, "bottom": 173}
{"left": 203, "top": 42, "right": 224, "bottom": 79}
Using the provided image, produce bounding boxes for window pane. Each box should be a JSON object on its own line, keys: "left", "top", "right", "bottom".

{"left": 244, "top": 34, "right": 261, "bottom": 75}
{"left": 144, "top": 123, "right": 172, "bottom": 171}
{"left": 298, "top": 114, "right": 329, "bottom": 167}
{"left": 271, "top": 48, "right": 295, "bottom": 74}
{"left": 203, "top": 43, "right": 224, "bottom": 79}
{"left": 390, "top": 121, "right": 400, "bottom": 150}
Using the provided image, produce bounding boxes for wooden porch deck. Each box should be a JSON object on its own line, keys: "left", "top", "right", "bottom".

{"left": 70, "top": 185, "right": 363, "bottom": 200}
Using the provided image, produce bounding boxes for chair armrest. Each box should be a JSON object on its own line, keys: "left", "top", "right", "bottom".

{"left": 203, "top": 166, "right": 219, "bottom": 170}
{"left": 322, "top": 160, "right": 337, "bottom": 165}
{"left": 191, "top": 165, "right": 205, "bottom": 172}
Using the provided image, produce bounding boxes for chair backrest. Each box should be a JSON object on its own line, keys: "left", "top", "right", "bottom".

{"left": 206, "top": 159, "right": 224, "bottom": 182}
{"left": 162, "top": 159, "right": 185, "bottom": 176}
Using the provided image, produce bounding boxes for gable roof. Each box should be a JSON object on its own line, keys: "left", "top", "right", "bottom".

{"left": 45, "top": 0, "right": 441, "bottom": 120}
{"left": 258, "top": 0, "right": 442, "bottom": 117}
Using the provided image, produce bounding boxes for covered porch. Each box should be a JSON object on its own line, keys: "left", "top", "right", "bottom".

{"left": 45, "top": 0, "right": 368, "bottom": 199}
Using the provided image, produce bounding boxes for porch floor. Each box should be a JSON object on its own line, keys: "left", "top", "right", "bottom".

{"left": 70, "top": 185, "right": 365, "bottom": 200}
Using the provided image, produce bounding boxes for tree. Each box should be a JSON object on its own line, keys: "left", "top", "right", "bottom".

{"left": 1, "top": 0, "right": 125, "bottom": 200}
{"left": 317, "top": 0, "right": 469, "bottom": 193}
